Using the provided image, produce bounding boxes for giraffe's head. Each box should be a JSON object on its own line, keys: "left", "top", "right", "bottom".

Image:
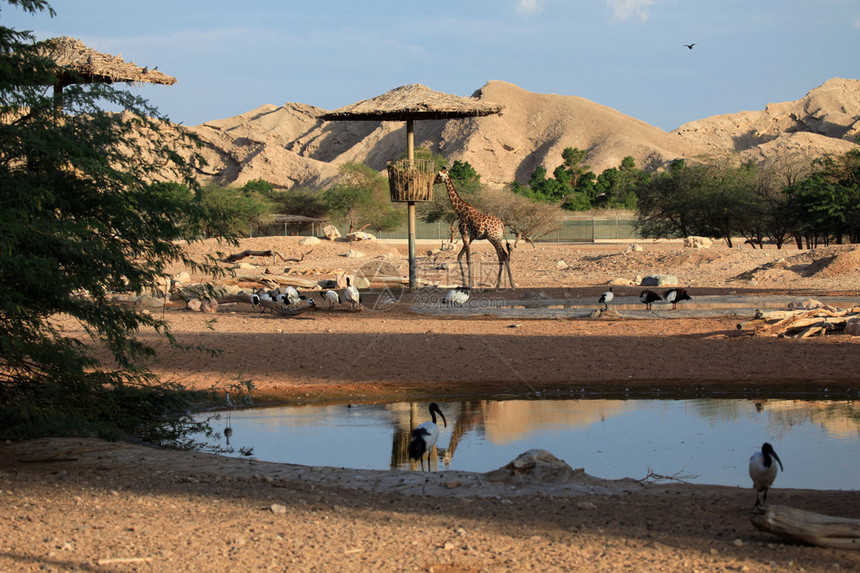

{"left": 434, "top": 168, "right": 449, "bottom": 185}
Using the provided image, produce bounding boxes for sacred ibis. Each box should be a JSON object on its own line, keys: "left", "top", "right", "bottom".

{"left": 284, "top": 286, "right": 301, "bottom": 308}
{"left": 249, "top": 290, "right": 262, "bottom": 311}
{"left": 664, "top": 287, "right": 691, "bottom": 310}
{"left": 749, "top": 442, "right": 783, "bottom": 508}
{"left": 343, "top": 277, "right": 360, "bottom": 311}
{"left": 598, "top": 287, "right": 614, "bottom": 310}
{"left": 443, "top": 286, "right": 470, "bottom": 306}
{"left": 320, "top": 289, "right": 340, "bottom": 309}
{"left": 408, "top": 402, "right": 447, "bottom": 471}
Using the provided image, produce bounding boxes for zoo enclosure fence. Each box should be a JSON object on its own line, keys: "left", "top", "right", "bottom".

{"left": 258, "top": 212, "right": 639, "bottom": 242}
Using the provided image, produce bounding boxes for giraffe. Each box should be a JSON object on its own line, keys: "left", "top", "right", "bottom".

{"left": 434, "top": 168, "right": 515, "bottom": 290}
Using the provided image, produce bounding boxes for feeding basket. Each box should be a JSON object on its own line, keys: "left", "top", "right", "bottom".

{"left": 387, "top": 158, "right": 436, "bottom": 202}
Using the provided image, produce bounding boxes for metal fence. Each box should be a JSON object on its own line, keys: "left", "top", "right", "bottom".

{"left": 313, "top": 212, "right": 640, "bottom": 242}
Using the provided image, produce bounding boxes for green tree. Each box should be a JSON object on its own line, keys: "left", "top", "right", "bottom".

{"left": 323, "top": 162, "right": 404, "bottom": 234}
{"left": 0, "top": 1, "right": 239, "bottom": 440}
{"left": 197, "top": 184, "right": 275, "bottom": 237}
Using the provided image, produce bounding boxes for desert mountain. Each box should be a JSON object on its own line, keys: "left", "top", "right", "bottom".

{"left": 185, "top": 78, "right": 860, "bottom": 190}
{"left": 672, "top": 77, "right": 860, "bottom": 164}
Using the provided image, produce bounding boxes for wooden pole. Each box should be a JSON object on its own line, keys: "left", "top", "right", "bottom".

{"left": 407, "top": 119, "right": 417, "bottom": 291}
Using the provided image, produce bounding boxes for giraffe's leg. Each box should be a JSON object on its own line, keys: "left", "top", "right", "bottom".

{"left": 491, "top": 239, "right": 515, "bottom": 291}
{"left": 457, "top": 238, "right": 472, "bottom": 288}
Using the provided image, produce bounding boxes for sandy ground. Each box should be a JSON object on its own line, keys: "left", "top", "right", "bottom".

{"left": 2, "top": 237, "right": 859, "bottom": 572}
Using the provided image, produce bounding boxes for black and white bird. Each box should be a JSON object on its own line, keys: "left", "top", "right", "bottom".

{"left": 442, "top": 286, "right": 470, "bottom": 306}
{"left": 749, "top": 442, "right": 783, "bottom": 508}
{"left": 664, "top": 287, "right": 692, "bottom": 310}
{"left": 598, "top": 287, "right": 614, "bottom": 310}
{"left": 249, "top": 290, "right": 262, "bottom": 311}
{"left": 343, "top": 277, "right": 360, "bottom": 311}
{"left": 284, "top": 286, "right": 301, "bottom": 308}
{"left": 408, "top": 402, "right": 447, "bottom": 471}
{"left": 320, "top": 289, "right": 340, "bottom": 309}
{"left": 640, "top": 289, "right": 662, "bottom": 310}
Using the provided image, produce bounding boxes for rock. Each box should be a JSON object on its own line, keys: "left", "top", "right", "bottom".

{"left": 684, "top": 236, "right": 713, "bottom": 249}
{"left": 444, "top": 479, "right": 462, "bottom": 489}
{"left": 629, "top": 243, "right": 643, "bottom": 252}
{"left": 556, "top": 260, "right": 569, "bottom": 270}
{"left": 201, "top": 300, "right": 219, "bottom": 314}
{"left": 186, "top": 298, "right": 202, "bottom": 311}
{"left": 270, "top": 504, "right": 287, "bottom": 514}
{"left": 576, "top": 501, "right": 597, "bottom": 510}
{"left": 237, "top": 262, "right": 257, "bottom": 270}
{"left": 351, "top": 275, "right": 371, "bottom": 289}
{"left": 346, "top": 231, "right": 375, "bottom": 241}
{"left": 487, "top": 449, "right": 579, "bottom": 484}
{"left": 845, "top": 317, "right": 860, "bottom": 336}
{"left": 640, "top": 274, "right": 678, "bottom": 287}
{"left": 173, "top": 271, "right": 191, "bottom": 283}
{"left": 344, "top": 249, "right": 365, "bottom": 258}
{"left": 609, "top": 277, "right": 634, "bottom": 286}
{"left": 300, "top": 235, "right": 322, "bottom": 246}
{"left": 135, "top": 294, "right": 164, "bottom": 309}
{"left": 322, "top": 225, "right": 340, "bottom": 240}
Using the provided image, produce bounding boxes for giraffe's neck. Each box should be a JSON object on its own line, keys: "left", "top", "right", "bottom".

{"left": 444, "top": 177, "right": 474, "bottom": 217}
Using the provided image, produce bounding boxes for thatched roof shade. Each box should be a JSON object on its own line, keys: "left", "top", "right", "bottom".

{"left": 38, "top": 36, "right": 176, "bottom": 88}
{"left": 318, "top": 84, "right": 502, "bottom": 121}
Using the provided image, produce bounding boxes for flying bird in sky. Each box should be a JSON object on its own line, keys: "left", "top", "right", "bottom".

{"left": 683, "top": 43, "right": 696, "bottom": 50}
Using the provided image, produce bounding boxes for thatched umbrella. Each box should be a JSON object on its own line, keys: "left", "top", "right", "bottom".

{"left": 36, "top": 36, "right": 176, "bottom": 107}
{"left": 319, "top": 84, "right": 502, "bottom": 290}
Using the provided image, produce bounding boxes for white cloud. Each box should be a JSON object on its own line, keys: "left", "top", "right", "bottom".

{"left": 605, "top": 0, "right": 657, "bottom": 23}
{"left": 515, "top": 0, "right": 544, "bottom": 16}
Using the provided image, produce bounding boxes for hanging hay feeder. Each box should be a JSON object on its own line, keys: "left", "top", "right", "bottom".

{"left": 386, "top": 158, "right": 436, "bottom": 202}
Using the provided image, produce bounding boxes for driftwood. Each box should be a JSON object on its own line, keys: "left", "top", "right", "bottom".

{"left": 221, "top": 249, "right": 312, "bottom": 264}
{"left": 741, "top": 305, "right": 859, "bottom": 338}
{"left": 232, "top": 274, "right": 318, "bottom": 288}
{"left": 749, "top": 505, "right": 860, "bottom": 549}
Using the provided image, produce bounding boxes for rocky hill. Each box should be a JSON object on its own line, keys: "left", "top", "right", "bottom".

{"left": 184, "top": 78, "right": 860, "bottom": 190}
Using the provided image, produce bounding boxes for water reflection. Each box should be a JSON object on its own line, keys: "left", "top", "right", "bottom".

{"left": 197, "top": 398, "right": 859, "bottom": 490}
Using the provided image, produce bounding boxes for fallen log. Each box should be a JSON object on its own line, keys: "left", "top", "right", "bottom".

{"left": 749, "top": 504, "right": 860, "bottom": 549}
{"left": 232, "top": 274, "right": 318, "bottom": 288}
{"left": 221, "top": 249, "right": 312, "bottom": 264}
{"left": 754, "top": 309, "right": 838, "bottom": 337}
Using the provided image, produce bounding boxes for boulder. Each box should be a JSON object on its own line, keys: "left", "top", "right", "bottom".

{"left": 556, "top": 260, "right": 569, "bottom": 270}
{"left": 186, "top": 298, "right": 202, "bottom": 312}
{"left": 684, "top": 236, "right": 713, "bottom": 249}
{"left": 200, "top": 300, "right": 219, "bottom": 314}
{"left": 299, "top": 235, "right": 322, "bottom": 246}
{"left": 845, "top": 317, "right": 860, "bottom": 336}
{"left": 345, "top": 249, "right": 365, "bottom": 258}
{"left": 640, "top": 274, "right": 678, "bottom": 286}
{"left": 484, "top": 449, "right": 580, "bottom": 484}
{"left": 346, "top": 231, "right": 376, "bottom": 241}
{"left": 322, "top": 225, "right": 341, "bottom": 240}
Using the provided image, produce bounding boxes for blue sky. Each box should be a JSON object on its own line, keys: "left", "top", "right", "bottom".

{"left": 4, "top": 0, "right": 859, "bottom": 130}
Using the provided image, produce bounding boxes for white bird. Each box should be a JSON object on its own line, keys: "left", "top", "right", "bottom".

{"left": 343, "top": 277, "right": 360, "bottom": 311}
{"left": 408, "top": 402, "right": 447, "bottom": 471}
{"left": 249, "top": 290, "right": 262, "bottom": 311}
{"left": 284, "top": 286, "right": 301, "bottom": 308}
{"left": 259, "top": 291, "right": 274, "bottom": 303}
{"left": 442, "top": 286, "right": 470, "bottom": 306}
{"left": 598, "top": 287, "right": 614, "bottom": 310}
{"left": 749, "top": 442, "right": 783, "bottom": 508}
{"left": 320, "top": 289, "right": 340, "bottom": 309}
